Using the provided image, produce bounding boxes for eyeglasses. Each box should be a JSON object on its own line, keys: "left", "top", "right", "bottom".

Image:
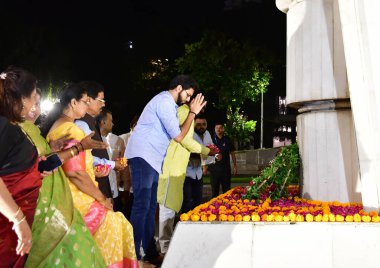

{"left": 79, "top": 99, "right": 89, "bottom": 105}
{"left": 96, "top": 98, "right": 106, "bottom": 104}
{"left": 184, "top": 89, "right": 193, "bottom": 98}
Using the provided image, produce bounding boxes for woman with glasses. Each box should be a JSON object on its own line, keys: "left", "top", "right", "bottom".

{"left": 42, "top": 83, "right": 138, "bottom": 268}
{"left": 21, "top": 87, "right": 107, "bottom": 267}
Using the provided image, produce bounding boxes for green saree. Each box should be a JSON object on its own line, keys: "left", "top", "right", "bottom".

{"left": 20, "top": 121, "right": 106, "bottom": 268}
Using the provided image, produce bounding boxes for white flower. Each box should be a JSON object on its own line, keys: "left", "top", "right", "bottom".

{"left": 0, "top": 72, "right": 7, "bottom": 79}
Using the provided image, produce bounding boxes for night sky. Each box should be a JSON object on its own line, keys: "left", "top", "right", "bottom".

{"left": 0, "top": 0, "right": 287, "bottom": 146}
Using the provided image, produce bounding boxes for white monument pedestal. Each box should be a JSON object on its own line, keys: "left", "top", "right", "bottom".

{"left": 163, "top": 222, "right": 380, "bottom": 268}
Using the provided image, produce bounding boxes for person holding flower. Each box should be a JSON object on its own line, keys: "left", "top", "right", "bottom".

{"left": 42, "top": 83, "right": 138, "bottom": 267}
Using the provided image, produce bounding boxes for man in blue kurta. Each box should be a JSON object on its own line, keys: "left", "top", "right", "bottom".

{"left": 125, "top": 75, "right": 206, "bottom": 264}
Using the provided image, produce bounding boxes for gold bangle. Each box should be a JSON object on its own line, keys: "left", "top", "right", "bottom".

{"left": 12, "top": 215, "right": 26, "bottom": 230}
{"left": 11, "top": 207, "right": 21, "bottom": 222}
{"left": 70, "top": 148, "right": 75, "bottom": 157}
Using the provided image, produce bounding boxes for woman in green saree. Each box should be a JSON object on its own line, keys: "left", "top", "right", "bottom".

{"left": 21, "top": 89, "right": 107, "bottom": 267}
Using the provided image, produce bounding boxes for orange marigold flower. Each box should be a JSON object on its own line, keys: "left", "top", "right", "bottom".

{"left": 191, "top": 214, "right": 200, "bottom": 222}
{"left": 227, "top": 215, "right": 235, "bottom": 222}
{"left": 261, "top": 214, "right": 268, "bottom": 221}
{"left": 235, "top": 214, "right": 243, "bottom": 222}
{"left": 369, "top": 211, "right": 378, "bottom": 217}
{"left": 208, "top": 214, "right": 217, "bottom": 222}
{"left": 219, "top": 214, "right": 228, "bottom": 221}
{"left": 243, "top": 199, "right": 250, "bottom": 203}
{"left": 201, "top": 214, "right": 208, "bottom": 222}
{"left": 180, "top": 213, "right": 189, "bottom": 221}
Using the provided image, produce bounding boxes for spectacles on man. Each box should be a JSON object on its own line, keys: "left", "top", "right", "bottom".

{"left": 79, "top": 99, "right": 89, "bottom": 105}
{"left": 184, "top": 89, "right": 193, "bottom": 98}
{"left": 96, "top": 98, "right": 106, "bottom": 104}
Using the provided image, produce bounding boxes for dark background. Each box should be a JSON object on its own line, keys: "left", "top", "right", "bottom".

{"left": 0, "top": 0, "right": 291, "bottom": 148}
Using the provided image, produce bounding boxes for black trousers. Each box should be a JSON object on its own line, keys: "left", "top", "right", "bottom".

{"left": 210, "top": 171, "right": 231, "bottom": 198}
{"left": 181, "top": 177, "right": 203, "bottom": 213}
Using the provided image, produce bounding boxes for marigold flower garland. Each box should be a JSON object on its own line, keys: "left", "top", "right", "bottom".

{"left": 180, "top": 186, "right": 380, "bottom": 223}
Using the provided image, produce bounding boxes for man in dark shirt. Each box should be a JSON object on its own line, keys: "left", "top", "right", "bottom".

{"left": 75, "top": 81, "right": 124, "bottom": 199}
{"left": 209, "top": 122, "right": 237, "bottom": 197}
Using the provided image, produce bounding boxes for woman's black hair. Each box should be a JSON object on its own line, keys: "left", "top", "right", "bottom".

{"left": 0, "top": 66, "right": 37, "bottom": 122}
{"left": 40, "top": 83, "right": 87, "bottom": 137}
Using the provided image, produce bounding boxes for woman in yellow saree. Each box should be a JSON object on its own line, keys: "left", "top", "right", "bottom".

{"left": 42, "top": 83, "right": 138, "bottom": 268}
{"left": 21, "top": 88, "right": 107, "bottom": 267}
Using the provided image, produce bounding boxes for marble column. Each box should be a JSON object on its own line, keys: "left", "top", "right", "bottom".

{"left": 338, "top": 0, "right": 380, "bottom": 211}
{"left": 276, "top": 0, "right": 361, "bottom": 203}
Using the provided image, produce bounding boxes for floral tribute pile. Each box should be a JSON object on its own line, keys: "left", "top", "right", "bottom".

{"left": 180, "top": 186, "right": 380, "bottom": 223}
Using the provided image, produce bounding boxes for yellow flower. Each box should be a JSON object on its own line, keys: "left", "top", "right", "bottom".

{"left": 251, "top": 214, "right": 261, "bottom": 222}
{"left": 180, "top": 213, "right": 189, "bottom": 221}
{"left": 336, "top": 215, "right": 345, "bottom": 222}
{"left": 322, "top": 214, "right": 329, "bottom": 222}
{"left": 243, "top": 215, "right": 251, "bottom": 222}
{"left": 354, "top": 213, "right": 362, "bottom": 222}
{"left": 362, "top": 215, "right": 371, "bottom": 223}
{"left": 305, "top": 214, "right": 314, "bottom": 222}
{"left": 200, "top": 214, "right": 208, "bottom": 222}
{"left": 314, "top": 214, "right": 323, "bottom": 222}
{"left": 191, "top": 214, "right": 200, "bottom": 222}
{"left": 345, "top": 215, "right": 353, "bottom": 222}
{"left": 328, "top": 214, "right": 336, "bottom": 222}
{"left": 372, "top": 215, "right": 380, "bottom": 223}
{"left": 219, "top": 214, "right": 228, "bottom": 221}
{"left": 208, "top": 214, "right": 217, "bottom": 222}
{"left": 266, "top": 214, "right": 274, "bottom": 222}
{"left": 283, "top": 215, "right": 290, "bottom": 222}
{"left": 288, "top": 212, "right": 296, "bottom": 222}
{"left": 296, "top": 214, "right": 304, "bottom": 222}
{"left": 275, "top": 215, "right": 283, "bottom": 222}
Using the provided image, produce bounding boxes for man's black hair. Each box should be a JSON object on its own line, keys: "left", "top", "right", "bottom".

{"left": 96, "top": 108, "right": 112, "bottom": 125}
{"left": 169, "top": 74, "right": 199, "bottom": 93}
{"left": 78, "top": 81, "right": 104, "bottom": 99}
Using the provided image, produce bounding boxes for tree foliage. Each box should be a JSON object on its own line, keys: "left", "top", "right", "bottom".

{"left": 224, "top": 107, "right": 256, "bottom": 149}
{"left": 175, "top": 30, "right": 272, "bottom": 109}
{"left": 175, "top": 31, "right": 273, "bottom": 148}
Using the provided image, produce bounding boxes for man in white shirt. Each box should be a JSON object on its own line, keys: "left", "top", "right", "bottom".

{"left": 98, "top": 109, "right": 127, "bottom": 213}
{"left": 182, "top": 116, "right": 217, "bottom": 213}
{"left": 119, "top": 115, "right": 139, "bottom": 220}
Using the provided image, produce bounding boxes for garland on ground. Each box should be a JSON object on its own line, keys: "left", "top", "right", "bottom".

{"left": 243, "top": 143, "right": 300, "bottom": 201}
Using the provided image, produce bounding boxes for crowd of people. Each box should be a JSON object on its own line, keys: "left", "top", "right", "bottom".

{"left": 0, "top": 67, "right": 237, "bottom": 268}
